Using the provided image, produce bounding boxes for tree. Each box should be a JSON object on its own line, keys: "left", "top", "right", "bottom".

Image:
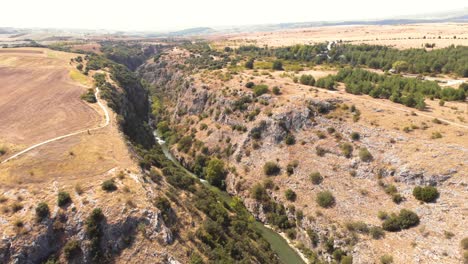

{"left": 206, "top": 158, "right": 226, "bottom": 188}
{"left": 285, "top": 189, "right": 297, "bottom": 201}
{"left": 316, "top": 191, "right": 335, "bottom": 208}
{"left": 392, "top": 60, "right": 409, "bottom": 73}
{"left": 272, "top": 60, "right": 283, "bottom": 70}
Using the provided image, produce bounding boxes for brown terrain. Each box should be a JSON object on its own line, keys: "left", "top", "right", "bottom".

{"left": 139, "top": 32, "right": 468, "bottom": 263}
{"left": 219, "top": 23, "right": 468, "bottom": 49}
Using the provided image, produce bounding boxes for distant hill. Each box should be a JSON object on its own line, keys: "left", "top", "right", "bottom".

{"left": 156, "top": 8, "right": 468, "bottom": 36}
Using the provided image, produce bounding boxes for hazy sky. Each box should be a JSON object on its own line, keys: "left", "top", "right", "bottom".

{"left": 1, "top": 0, "right": 467, "bottom": 31}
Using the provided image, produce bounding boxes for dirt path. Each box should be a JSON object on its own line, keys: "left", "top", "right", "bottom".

{"left": 1, "top": 88, "right": 110, "bottom": 164}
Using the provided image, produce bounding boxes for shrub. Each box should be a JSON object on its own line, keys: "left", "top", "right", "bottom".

{"left": 253, "top": 84, "right": 269, "bottom": 96}
{"left": 461, "top": 237, "right": 468, "bottom": 250}
{"left": 251, "top": 184, "right": 268, "bottom": 201}
{"left": 177, "top": 136, "right": 193, "bottom": 153}
{"left": 35, "top": 202, "right": 50, "bottom": 221}
{"left": 370, "top": 226, "right": 385, "bottom": 239}
{"left": 382, "top": 215, "right": 401, "bottom": 232}
{"left": 392, "top": 193, "right": 403, "bottom": 204}
{"left": 263, "top": 162, "right": 281, "bottom": 176}
{"left": 245, "top": 58, "right": 254, "bottom": 69}
{"left": 284, "top": 134, "right": 296, "bottom": 145}
{"left": 380, "top": 254, "right": 393, "bottom": 264}
{"left": 316, "top": 191, "right": 335, "bottom": 208}
{"left": 431, "top": 132, "right": 442, "bottom": 139}
{"left": 398, "top": 209, "right": 420, "bottom": 229}
{"left": 310, "top": 172, "right": 323, "bottom": 185}
{"left": 64, "top": 240, "right": 81, "bottom": 259}
{"left": 285, "top": 189, "right": 297, "bottom": 201}
{"left": 272, "top": 86, "right": 281, "bottom": 95}
{"left": 272, "top": 60, "right": 283, "bottom": 70}
{"left": 300, "top": 74, "right": 315, "bottom": 86}
{"left": 341, "top": 255, "right": 353, "bottom": 264}
{"left": 350, "top": 132, "right": 360, "bottom": 141}
{"left": 359, "top": 148, "right": 373, "bottom": 162}
{"left": 413, "top": 186, "right": 439, "bottom": 202}
{"left": 378, "top": 211, "right": 389, "bottom": 220}
{"left": 382, "top": 209, "right": 419, "bottom": 231}
{"left": 340, "top": 143, "right": 353, "bottom": 158}
{"left": 345, "top": 221, "right": 369, "bottom": 234}
{"left": 80, "top": 89, "right": 97, "bottom": 103}
{"left": 245, "top": 81, "right": 255, "bottom": 88}
{"left": 11, "top": 202, "right": 23, "bottom": 213}
{"left": 101, "top": 179, "right": 117, "bottom": 192}
{"left": 316, "top": 146, "right": 326, "bottom": 157}
{"left": 57, "top": 191, "right": 71, "bottom": 206}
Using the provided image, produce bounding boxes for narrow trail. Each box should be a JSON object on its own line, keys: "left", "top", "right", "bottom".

{"left": 1, "top": 88, "right": 110, "bottom": 164}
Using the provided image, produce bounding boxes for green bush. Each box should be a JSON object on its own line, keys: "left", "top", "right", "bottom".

{"left": 101, "top": 179, "right": 117, "bottom": 192}
{"left": 359, "top": 148, "right": 373, "bottom": 162}
{"left": 245, "top": 58, "right": 254, "bottom": 69}
{"left": 251, "top": 184, "right": 268, "bottom": 201}
{"left": 350, "top": 132, "right": 360, "bottom": 141}
{"left": 413, "top": 186, "right": 439, "bottom": 202}
{"left": 80, "top": 89, "right": 97, "bottom": 103}
{"left": 57, "top": 191, "right": 71, "bottom": 206}
{"left": 272, "top": 60, "right": 283, "bottom": 70}
{"left": 285, "top": 134, "right": 296, "bottom": 145}
{"left": 177, "top": 136, "right": 193, "bottom": 153}
{"left": 392, "top": 193, "right": 403, "bottom": 204}
{"left": 206, "top": 158, "right": 226, "bottom": 188}
{"left": 35, "top": 202, "right": 50, "bottom": 221}
{"left": 272, "top": 86, "right": 281, "bottom": 95}
{"left": 380, "top": 254, "right": 393, "bottom": 264}
{"left": 285, "top": 189, "right": 297, "bottom": 201}
{"left": 382, "top": 209, "right": 419, "bottom": 231}
{"left": 253, "top": 84, "right": 269, "bottom": 96}
{"left": 64, "top": 240, "right": 81, "bottom": 259}
{"left": 263, "top": 162, "right": 281, "bottom": 176}
{"left": 310, "top": 172, "right": 323, "bottom": 185}
{"left": 340, "top": 143, "right": 353, "bottom": 158}
{"left": 316, "top": 191, "right": 335, "bottom": 208}
{"left": 300, "top": 74, "right": 315, "bottom": 86}
{"left": 245, "top": 81, "right": 255, "bottom": 88}
{"left": 370, "top": 226, "right": 385, "bottom": 239}
{"left": 341, "top": 255, "right": 353, "bottom": 264}
{"left": 462, "top": 237, "right": 468, "bottom": 250}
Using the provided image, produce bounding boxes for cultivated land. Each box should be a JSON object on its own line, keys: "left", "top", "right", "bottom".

{"left": 219, "top": 23, "right": 468, "bottom": 49}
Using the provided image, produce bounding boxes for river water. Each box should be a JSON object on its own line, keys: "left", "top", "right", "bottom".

{"left": 154, "top": 133, "right": 305, "bottom": 264}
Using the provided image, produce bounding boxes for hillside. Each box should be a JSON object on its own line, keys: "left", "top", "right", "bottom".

{"left": 138, "top": 41, "right": 467, "bottom": 263}
{"left": 0, "top": 47, "right": 283, "bottom": 264}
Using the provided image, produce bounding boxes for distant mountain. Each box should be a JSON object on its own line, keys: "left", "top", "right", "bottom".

{"left": 167, "top": 27, "right": 216, "bottom": 36}
{"left": 155, "top": 8, "right": 468, "bottom": 37}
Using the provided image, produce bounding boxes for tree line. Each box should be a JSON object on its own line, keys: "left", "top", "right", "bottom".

{"left": 316, "top": 67, "right": 466, "bottom": 109}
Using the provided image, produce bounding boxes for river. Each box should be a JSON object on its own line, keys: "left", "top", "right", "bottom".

{"left": 154, "top": 133, "right": 305, "bottom": 264}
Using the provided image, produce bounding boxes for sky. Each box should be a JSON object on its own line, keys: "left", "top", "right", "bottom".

{"left": 1, "top": 0, "right": 467, "bottom": 31}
